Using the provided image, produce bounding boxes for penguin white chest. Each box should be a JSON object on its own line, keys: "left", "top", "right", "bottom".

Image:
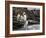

{"left": 24, "top": 15, "right": 27, "bottom": 21}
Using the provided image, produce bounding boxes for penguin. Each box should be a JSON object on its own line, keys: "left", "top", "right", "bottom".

{"left": 23, "top": 12, "right": 28, "bottom": 30}
{"left": 17, "top": 13, "right": 20, "bottom": 21}
{"left": 23, "top": 12, "right": 27, "bottom": 21}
